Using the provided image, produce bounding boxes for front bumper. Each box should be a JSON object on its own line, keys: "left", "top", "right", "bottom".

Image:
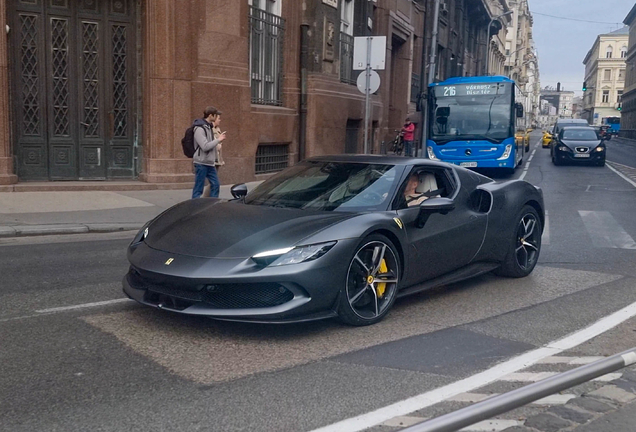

{"left": 123, "top": 240, "right": 357, "bottom": 323}
{"left": 554, "top": 148, "right": 605, "bottom": 163}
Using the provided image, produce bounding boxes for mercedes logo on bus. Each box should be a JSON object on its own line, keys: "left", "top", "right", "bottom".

{"left": 465, "top": 149, "right": 472, "bottom": 156}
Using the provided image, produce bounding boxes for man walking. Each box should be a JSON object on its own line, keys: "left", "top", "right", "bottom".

{"left": 191, "top": 106, "right": 226, "bottom": 199}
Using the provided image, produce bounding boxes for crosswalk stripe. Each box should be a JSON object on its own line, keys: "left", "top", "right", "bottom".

{"left": 579, "top": 211, "right": 636, "bottom": 249}
{"left": 542, "top": 210, "right": 550, "bottom": 245}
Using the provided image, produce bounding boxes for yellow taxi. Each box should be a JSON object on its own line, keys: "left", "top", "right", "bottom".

{"left": 515, "top": 128, "right": 532, "bottom": 152}
{"left": 541, "top": 131, "right": 552, "bottom": 148}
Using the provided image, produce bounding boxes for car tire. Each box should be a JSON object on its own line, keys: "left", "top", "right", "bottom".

{"left": 597, "top": 159, "right": 605, "bottom": 167}
{"left": 494, "top": 205, "right": 542, "bottom": 278}
{"left": 552, "top": 154, "right": 561, "bottom": 166}
{"left": 337, "top": 234, "right": 400, "bottom": 326}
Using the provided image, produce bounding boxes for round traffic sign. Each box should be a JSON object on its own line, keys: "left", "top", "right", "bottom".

{"left": 357, "top": 70, "right": 381, "bottom": 94}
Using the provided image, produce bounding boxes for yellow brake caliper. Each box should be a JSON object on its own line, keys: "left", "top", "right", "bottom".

{"left": 376, "top": 259, "right": 388, "bottom": 298}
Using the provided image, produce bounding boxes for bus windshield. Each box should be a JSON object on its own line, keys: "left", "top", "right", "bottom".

{"left": 430, "top": 82, "right": 512, "bottom": 145}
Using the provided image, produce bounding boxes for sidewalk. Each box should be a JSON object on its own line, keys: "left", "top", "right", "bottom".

{"left": 0, "top": 181, "right": 263, "bottom": 237}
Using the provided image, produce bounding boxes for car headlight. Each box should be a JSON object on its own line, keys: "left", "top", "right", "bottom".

{"left": 557, "top": 145, "right": 571, "bottom": 152}
{"left": 252, "top": 241, "right": 337, "bottom": 266}
{"left": 130, "top": 222, "right": 151, "bottom": 246}
{"left": 427, "top": 146, "right": 439, "bottom": 161}
{"left": 594, "top": 146, "right": 605, "bottom": 152}
{"left": 497, "top": 144, "right": 513, "bottom": 160}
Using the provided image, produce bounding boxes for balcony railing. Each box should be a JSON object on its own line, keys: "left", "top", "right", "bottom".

{"left": 340, "top": 32, "right": 355, "bottom": 85}
{"left": 249, "top": 6, "right": 285, "bottom": 106}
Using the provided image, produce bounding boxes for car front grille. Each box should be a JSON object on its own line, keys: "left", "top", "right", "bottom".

{"left": 127, "top": 268, "right": 294, "bottom": 309}
{"left": 575, "top": 147, "right": 589, "bottom": 153}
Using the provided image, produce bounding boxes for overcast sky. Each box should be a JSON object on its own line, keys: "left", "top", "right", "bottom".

{"left": 530, "top": 0, "right": 634, "bottom": 95}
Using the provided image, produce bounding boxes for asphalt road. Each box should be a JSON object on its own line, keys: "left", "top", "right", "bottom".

{"left": 1, "top": 132, "right": 636, "bottom": 432}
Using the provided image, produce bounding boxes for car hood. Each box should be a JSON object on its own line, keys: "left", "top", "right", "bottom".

{"left": 144, "top": 200, "right": 356, "bottom": 259}
{"left": 559, "top": 139, "right": 601, "bottom": 150}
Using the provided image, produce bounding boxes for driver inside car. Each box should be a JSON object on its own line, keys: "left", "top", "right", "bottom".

{"left": 404, "top": 172, "right": 440, "bottom": 207}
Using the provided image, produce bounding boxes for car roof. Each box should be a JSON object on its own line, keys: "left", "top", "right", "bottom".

{"left": 560, "top": 126, "right": 595, "bottom": 131}
{"left": 306, "top": 154, "right": 453, "bottom": 168}
{"left": 556, "top": 119, "right": 588, "bottom": 124}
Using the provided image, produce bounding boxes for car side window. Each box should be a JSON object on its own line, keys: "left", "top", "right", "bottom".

{"left": 394, "top": 168, "right": 455, "bottom": 210}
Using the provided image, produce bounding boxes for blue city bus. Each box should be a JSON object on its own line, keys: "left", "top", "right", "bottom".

{"left": 426, "top": 76, "right": 527, "bottom": 173}
{"left": 602, "top": 117, "right": 620, "bottom": 136}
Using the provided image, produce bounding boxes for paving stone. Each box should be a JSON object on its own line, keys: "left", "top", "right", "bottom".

{"left": 382, "top": 416, "right": 427, "bottom": 427}
{"left": 524, "top": 413, "right": 572, "bottom": 432}
{"left": 613, "top": 377, "right": 636, "bottom": 393}
{"left": 568, "top": 396, "right": 615, "bottom": 413}
{"left": 547, "top": 405, "right": 594, "bottom": 424}
{"left": 588, "top": 385, "right": 636, "bottom": 404}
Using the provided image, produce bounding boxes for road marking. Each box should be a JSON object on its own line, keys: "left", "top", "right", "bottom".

{"left": 382, "top": 416, "right": 428, "bottom": 427}
{"left": 307, "top": 300, "right": 636, "bottom": 432}
{"left": 533, "top": 394, "right": 577, "bottom": 405}
{"left": 542, "top": 210, "right": 550, "bottom": 245}
{"left": 35, "top": 298, "right": 130, "bottom": 314}
{"left": 579, "top": 211, "right": 636, "bottom": 249}
{"left": 500, "top": 372, "right": 557, "bottom": 382}
{"left": 606, "top": 162, "right": 636, "bottom": 188}
{"left": 519, "top": 141, "right": 540, "bottom": 181}
{"left": 460, "top": 419, "right": 523, "bottom": 431}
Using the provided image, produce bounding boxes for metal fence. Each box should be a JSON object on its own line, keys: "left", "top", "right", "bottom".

{"left": 249, "top": 6, "right": 285, "bottom": 106}
{"left": 255, "top": 144, "right": 289, "bottom": 174}
{"left": 340, "top": 33, "right": 355, "bottom": 85}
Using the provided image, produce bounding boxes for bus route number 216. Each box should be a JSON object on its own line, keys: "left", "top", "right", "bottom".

{"left": 443, "top": 86, "right": 456, "bottom": 97}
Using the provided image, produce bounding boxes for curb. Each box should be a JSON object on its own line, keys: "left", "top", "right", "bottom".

{"left": 0, "top": 223, "right": 144, "bottom": 238}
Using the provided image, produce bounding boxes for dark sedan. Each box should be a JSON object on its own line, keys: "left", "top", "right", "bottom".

{"left": 551, "top": 126, "right": 606, "bottom": 167}
{"left": 124, "top": 156, "right": 544, "bottom": 326}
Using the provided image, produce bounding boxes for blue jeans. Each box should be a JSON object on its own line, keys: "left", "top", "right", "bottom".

{"left": 404, "top": 140, "right": 414, "bottom": 157}
{"left": 192, "top": 164, "right": 219, "bottom": 199}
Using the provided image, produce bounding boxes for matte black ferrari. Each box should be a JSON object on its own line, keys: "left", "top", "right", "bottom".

{"left": 123, "top": 156, "right": 544, "bottom": 326}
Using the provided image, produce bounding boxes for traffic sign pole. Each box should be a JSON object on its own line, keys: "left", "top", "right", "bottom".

{"left": 364, "top": 37, "right": 372, "bottom": 154}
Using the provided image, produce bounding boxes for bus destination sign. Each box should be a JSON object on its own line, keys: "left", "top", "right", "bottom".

{"left": 436, "top": 83, "right": 505, "bottom": 97}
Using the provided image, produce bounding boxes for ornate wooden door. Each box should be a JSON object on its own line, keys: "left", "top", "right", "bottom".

{"left": 11, "top": 0, "right": 136, "bottom": 180}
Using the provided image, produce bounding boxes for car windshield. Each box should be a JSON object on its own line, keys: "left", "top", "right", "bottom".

{"left": 430, "top": 82, "right": 512, "bottom": 145}
{"left": 245, "top": 161, "right": 399, "bottom": 212}
{"left": 562, "top": 129, "right": 598, "bottom": 141}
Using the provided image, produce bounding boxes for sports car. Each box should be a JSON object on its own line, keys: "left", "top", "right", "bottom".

{"left": 123, "top": 156, "right": 544, "bottom": 326}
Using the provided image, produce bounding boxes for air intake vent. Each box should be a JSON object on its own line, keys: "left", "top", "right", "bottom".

{"left": 469, "top": 190, "right": 492, "bottom": 213}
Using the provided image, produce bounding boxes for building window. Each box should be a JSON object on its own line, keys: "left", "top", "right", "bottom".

{"left": 339, "top": 0, "right": 355, "bottom": 85}
{"left": 249, "top": 3, "right": 285, "bottom": 106}
{"left": 255, "top": 144, "right": 289, "bottom": 174}
{"left": 621, "top": 46, "right": 627, "bottom": 58}
{"left": 602, "top": 90, "right": 610, "bottom": 103}
{"left": 619, "top": 69, "right": 625, "bottom": 80}
{"left": 606, "top": 46, "right": 613, "bottom": 58}
{"left": 604, "top": 69, "right": 611, "bottom": 81}
{"left": 411, "top": 73, "right": 421, "bottom": 103}
{"left": 618, "top": 90, "right": 623, "bottom": 103}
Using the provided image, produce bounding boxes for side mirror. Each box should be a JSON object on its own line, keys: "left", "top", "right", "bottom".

{"left": 436, "top": 107, "right": 451, "bottom": 117}
{"left": 416, "top": 198, "right": 456, "bottom": 228}
{"left": 515, "top": 103, "right": 524, "bottom": 118}
{"left": 230, "top": 183, "right": 248, "bottom": 199}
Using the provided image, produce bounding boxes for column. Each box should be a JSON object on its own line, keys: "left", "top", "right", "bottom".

{"left": 0, "top": 0, "right": 18, "bottom": 185}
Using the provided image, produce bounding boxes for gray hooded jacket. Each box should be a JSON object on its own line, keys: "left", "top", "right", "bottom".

{"left": 192, "top": 119, "right": 221, "bottom": 167}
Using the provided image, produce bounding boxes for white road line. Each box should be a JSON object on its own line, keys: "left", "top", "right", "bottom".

{"left": 460, "top": 419, "right": 523, "bottom": 431}
{"left": 606, "top": 163, "right": 636, "bottom": 188}
{"left": 518, "top": 139, "right": 541, "bottom": 181}
{"left": 500, "top": 372, "right": 557, "bottom": 382}
{"left": 307, "top": 300, "right": 636, "bottom": 432}
{"left": 35, "top": 298, "right": 130, "bottom": 314}
{"left": 542, "top": 210, "right": 550, "bottom": 245}
{"left": 579, "top": 211, "right": 636, "bottom": 249}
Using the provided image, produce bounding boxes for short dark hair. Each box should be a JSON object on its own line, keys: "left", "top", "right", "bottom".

{"left": 203, "top": 106, "right": 222, "bottom": 118}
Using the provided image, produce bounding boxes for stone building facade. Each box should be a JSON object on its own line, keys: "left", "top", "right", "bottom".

{"left": 0, "top": 0, "right": 497, "bottom": 186}
{"left": 621, "top": 5, "right": 636, "bottom": 139}
{"left": 582, "top": 27, "right": 628, "bottom": 126}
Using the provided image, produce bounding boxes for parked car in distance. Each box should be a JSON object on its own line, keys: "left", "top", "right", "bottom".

{"left": 542, "top": 131, "right": 552, "bottom": 148}
{"left": 552, "top": 126, "right": 605, "bottom": 167}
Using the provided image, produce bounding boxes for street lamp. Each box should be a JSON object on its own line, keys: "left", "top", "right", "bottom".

{"left": 486, "top": 10, "right": 514, "bottom": 74}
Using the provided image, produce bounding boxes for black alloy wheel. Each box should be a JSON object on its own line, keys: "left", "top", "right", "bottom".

{"left": 494, "top": 205, "right": 542, "bottom": 278}
{"left": 338, "top": 234, "right": 400, "bottom": 326}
